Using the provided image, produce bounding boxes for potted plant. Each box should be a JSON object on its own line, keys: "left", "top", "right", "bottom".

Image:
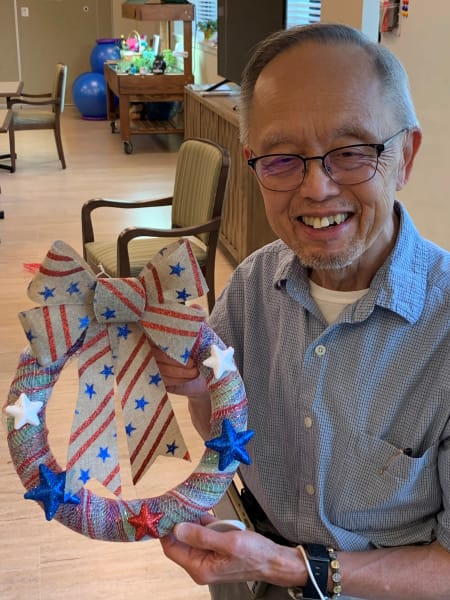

{"left": 196, "top": 19, "right": 217, "bottom": 42}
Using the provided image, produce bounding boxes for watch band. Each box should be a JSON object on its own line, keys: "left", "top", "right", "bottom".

{"left": 302, "top": 544, "right": 329, "bottom": 599}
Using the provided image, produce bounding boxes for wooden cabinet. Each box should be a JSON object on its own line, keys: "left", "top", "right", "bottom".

{"left": 106, "top": 2, "right": 194, "bottom": 153}
{"left": 184, "top": 86, "right": 277, "bottom": 264}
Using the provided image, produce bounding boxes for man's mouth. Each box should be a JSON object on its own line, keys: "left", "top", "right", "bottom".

{"left": 300, "top": 213, "right": 350, "bottom": 229}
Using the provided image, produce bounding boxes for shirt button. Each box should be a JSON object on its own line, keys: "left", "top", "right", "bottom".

{"left": 306, "top": 484, "right": 315, "bottom": 496}
{"left": 304, "top": 416, "right": 313, "bottom": 429}
{"left": 315, "top": 345, "right": 326, "bottom": 357}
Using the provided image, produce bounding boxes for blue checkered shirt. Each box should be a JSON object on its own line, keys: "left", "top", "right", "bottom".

{"left": 209, "top": 202, "right": 450, "bottom": 553}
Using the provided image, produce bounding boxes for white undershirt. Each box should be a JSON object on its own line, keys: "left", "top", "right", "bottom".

{"left": 309, "top": 279, "right": 369, "bottom": 325}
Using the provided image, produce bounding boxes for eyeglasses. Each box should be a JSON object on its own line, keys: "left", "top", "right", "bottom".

{"left": 247, "top": 129, "right": 407, "bottom": 191}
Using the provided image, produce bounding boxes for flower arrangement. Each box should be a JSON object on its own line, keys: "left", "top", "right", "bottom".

{"left": 117, "top": 47, "right": 178, "bottom": 75}
{"left": 196, "top": 19, "right": 217, "bottom": 42}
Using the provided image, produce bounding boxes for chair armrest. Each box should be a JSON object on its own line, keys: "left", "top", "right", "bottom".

{"left": 10, "top": 92, "right": 52, "bottom": 99}
{"left": 116, "top": 218, "right": 222, "bottom": 275}
{"left": 81, "top": 196, "right": 174, "bottom": 249}
{"left": 8, "top": 97, "right": 58, "bottom": 108}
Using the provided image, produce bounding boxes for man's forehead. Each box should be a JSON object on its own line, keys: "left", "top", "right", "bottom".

{"left": 257, "top": 40, "right": 375, "bottom": 88}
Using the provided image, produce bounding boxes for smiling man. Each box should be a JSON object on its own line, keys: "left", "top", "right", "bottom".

{"left": 159, "top": 24, "right": 450, "bottom": 600}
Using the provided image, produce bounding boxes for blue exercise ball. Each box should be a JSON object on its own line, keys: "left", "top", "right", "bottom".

{"left": 90, "top": 38, "right": 120, "bottom": 74}
{"left": 72, "top": 72, "right": 107, "bottom": 120}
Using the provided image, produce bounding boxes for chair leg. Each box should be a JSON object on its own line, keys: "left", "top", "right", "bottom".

{"left": 8, "top": 124, "right": 16, "bottom": 173}
{"left": 54, "top": 122, "right": 66, "bottom": 169}
{"left": 205, "top": 267, "right": 216, "bottom": 314}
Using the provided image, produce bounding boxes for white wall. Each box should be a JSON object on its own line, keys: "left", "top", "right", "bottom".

{"left": 382, "top": 0, "right": 450, "bottom": 249}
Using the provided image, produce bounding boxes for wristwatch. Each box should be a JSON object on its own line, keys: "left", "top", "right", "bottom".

{"left": 288, "top": 544, "right": 329, "bottom": 600}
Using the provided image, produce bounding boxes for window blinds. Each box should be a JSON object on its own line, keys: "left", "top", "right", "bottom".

{"left": 286, "top": 0, "right": 321, "bottom": 28}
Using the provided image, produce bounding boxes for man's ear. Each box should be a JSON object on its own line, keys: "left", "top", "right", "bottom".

{"left": 396, "top": 128, "right": 422, "bottom": 190}
{"left": 243, "top": 146, "right": 251, "bottom": 160}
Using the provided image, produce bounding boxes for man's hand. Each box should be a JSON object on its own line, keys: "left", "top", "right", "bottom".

{"left": 151, "top": 342, "right": 204, "bottom": 395}
{"left": 160, "top": 518, "right": 306, "bottom": 587}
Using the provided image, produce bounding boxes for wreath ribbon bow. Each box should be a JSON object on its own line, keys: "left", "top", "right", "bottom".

{"left": 18, "top": 239, "right": 207, "bottom": 497}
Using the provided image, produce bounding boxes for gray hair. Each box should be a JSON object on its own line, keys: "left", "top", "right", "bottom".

{"left": 239, "top": 23, "right": 419, "bottom": 145}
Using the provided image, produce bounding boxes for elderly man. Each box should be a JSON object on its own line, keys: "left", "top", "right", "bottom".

{"left": 158, "top": 23, "right": 450, "bottom": 600}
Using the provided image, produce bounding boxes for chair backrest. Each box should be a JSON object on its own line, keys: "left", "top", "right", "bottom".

{"left": 52, "top": 63, "right": 67, "bottom": 113}
{"left": 171, "top": 138, "right": 229, "bottom": 245}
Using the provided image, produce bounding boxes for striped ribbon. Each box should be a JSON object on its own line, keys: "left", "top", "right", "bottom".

{"left": 18, "top": 239, "right": 207, "bottom": 497}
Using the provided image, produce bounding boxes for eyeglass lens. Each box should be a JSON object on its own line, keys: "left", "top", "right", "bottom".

{"left": 254, "top": 145, "right": 380, "bottom": 191}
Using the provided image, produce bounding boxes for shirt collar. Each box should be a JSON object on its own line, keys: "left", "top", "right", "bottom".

{"left": 273, "top": 202, "right": 427, "bottom": 324}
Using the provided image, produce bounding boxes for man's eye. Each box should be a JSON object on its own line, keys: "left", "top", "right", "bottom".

{"left": 261, "top": 156, "right": 298, "bottom": 172}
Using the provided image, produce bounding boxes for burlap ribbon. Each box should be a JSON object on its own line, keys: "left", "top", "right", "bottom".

{"left": 19, "top": 239, "right": 207, "bottom": 496}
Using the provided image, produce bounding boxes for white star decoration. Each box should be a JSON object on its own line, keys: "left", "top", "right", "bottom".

{"left": 203, "top": 344, "right": 237, "bottom": 379}
{"left": 5, "top": 393, "right": 43, "bottom": 429}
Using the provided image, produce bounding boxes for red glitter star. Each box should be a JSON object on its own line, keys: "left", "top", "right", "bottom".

{"left": 128, "top": 503, "right": 163, "bottom": 540}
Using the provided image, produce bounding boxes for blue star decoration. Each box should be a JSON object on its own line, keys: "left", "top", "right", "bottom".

{"left": 117, "top": 324, "right": 131, "bottom": 340}
{"left": 180, "top": 348, "right": 191, "bottom": 364}
{"left": 78, "top": 469, "right": 91, "bottom": 484}
{"left": 39, "top": 286, "right": 56, "bottom": 301}
{"left": 128, "top": 503, "right": 163, "bottom": 540}
{"left": 125, "top": 422, "right": 136, "bottom": 437}
{"left": 79, "top": 315, "right": 90, "bottom": 329}
{"left": 100, "top": 364, "right": 114, "bottom": 379}
{"left": 66, "top": 281, "right": 80, "bottom": 296}
{"left": 135, "top": 396, "right": 149, "bottom": 411}
{"left": 149, "top": 372, "right": 162, "bottom": 386}
{"left": 84, "top": 383, "right": 96, "bottom": 399}
{"left": 26, "top": 329, "right": 36, "bottom": 342}
{"left": 170, "top": 262, "right": 185, "bottom": 277}
{"left": 205, "top": 419, "right": 254, "bottom": 471}
{"left": 176, "top": 288, "right": 191, "bottom": 303}
{"left": 166, "top": 440, "right": 179, "bottom": 455}
{"left": 24, "top": 464, "right": 80, "bottom": 521}
{"left": 101, "top": 307, "right": 116, "bottom": 320}
{"left": 97, "top": 447, "right": 111, "bottom": 463}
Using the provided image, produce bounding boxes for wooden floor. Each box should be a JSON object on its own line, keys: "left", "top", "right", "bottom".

{"left": 0, "top": 108, "right": 234, "bottom": 600}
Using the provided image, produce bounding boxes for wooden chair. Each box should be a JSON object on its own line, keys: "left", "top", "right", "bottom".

{"left": 8, "top": 63, "right": 67, "bottom": 170}
{"left": 81, "top": 137, "right": 230, "bottom": 313}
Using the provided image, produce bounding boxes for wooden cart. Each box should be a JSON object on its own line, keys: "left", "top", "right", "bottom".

{"left": 106, "top": 2, "right": 194, "bottom": 154}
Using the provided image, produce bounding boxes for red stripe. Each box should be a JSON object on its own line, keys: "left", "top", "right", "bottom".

{"left": 80, "top": 327, "right": 109, "bottom": 353}
{"left": 149, "top": 265, "right": 164, "bottom": 304}
{"left": 115, "top": 333, "right": 147, "bottom": 385}
{"left": 43, "top": 306, "right": 57, "bottom": 362}
{"left": 47, "top": 250, "right": 74, "bottom": 262}
{"left": 146, "top": 304, "right": 204, "bottom": 322}
{"left": 69, "top": 388, "right": 115, "bottom": 445}
{"left": 119, "top": 347, "right": 152, "bottom": 410}
{"left": 103, "top": 462, "right": 120, "bottom": 488}
{"left": 99, "top": 279, "right": 144, "bottom": 317}
{"left": 131, "top": 394, "right": 168, "bottom": 464}
{"left": 39, "top": 265, "right": 85, "bottom": 277}
{"left": 66, "top": 406, "right": 115, "bottom": 469}
{"left": 140, "top": 319, "right": 198, "bottom": 338}
{"left": 211, "top": 398, "right": 247, "bottom": 422}
{"left": 131, "top": 396, "right": 171, "bottom": 484}
{"left": 59, "top": 304, "right": 72, "bottom": 350}
{"left": 185, "top": 241, "right": 205, "bottom": 296}
{"left": 78, "top": 341, "right": 110, "bottom": 378}
{"left": 16, "top": 445, "right": 48, "bottom": 482}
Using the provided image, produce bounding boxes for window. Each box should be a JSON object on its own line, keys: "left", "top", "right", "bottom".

{"left": 286, "top": 0, "right": 321, "bottom": 28}
{"left": 190, "top": 0, "right": 217, "bottom": 24}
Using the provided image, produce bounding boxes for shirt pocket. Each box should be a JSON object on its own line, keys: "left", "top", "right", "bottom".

{"left": 327, "top": 431, "right": 440, "bottom": 535}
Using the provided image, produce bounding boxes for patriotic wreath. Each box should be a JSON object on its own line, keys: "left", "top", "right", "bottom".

{"left": 5, "top": 240, "right": 253, "bottom": 542}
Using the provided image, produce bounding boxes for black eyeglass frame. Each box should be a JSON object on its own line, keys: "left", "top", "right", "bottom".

{"left": 247, "top": 128, "right": 408, "bottom": 191}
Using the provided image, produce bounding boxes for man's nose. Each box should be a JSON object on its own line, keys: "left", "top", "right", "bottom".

{"left": 299, "top": 157, "right": 340, "bottom": 199}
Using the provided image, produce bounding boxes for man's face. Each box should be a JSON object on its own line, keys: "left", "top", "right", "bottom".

{"left": 245, "top": 42, "right": 417, "bottom": 289}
